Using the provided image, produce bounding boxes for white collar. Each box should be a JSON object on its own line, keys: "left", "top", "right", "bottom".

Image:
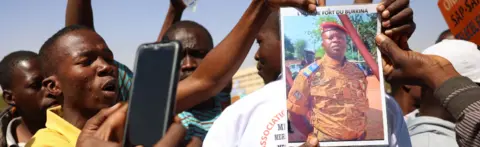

{"left": 6, "top": 117, "right": 25, "bottom": 147}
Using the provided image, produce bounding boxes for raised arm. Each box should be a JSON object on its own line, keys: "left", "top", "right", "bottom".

{"left": 157, "top": 0, "right": 187, "bottom": 41}
{"left": 354, "top": 0, "right": 373, "bottom": 4}
{"left": 174, "top": 0, "right": 271, "bottom": 113}
{"left": 174, "top": 0, "right": 318, "bottom": 114}
{"left": 376, "top": 33, "right": 480, "bottom": 147}
{"left": 66, "top": 0, "right": 94, "bottom": 29}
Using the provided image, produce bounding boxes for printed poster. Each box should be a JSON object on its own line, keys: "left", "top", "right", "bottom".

{"left": 438, "top": 0, "right": 480, "bottom": 45}
{"left": 280, "top": 4, "right": 388, "bottom": 146}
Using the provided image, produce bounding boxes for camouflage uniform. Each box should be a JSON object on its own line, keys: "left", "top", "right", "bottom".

{"left": 287, "top": 55, "right": 369, "bottom": 141}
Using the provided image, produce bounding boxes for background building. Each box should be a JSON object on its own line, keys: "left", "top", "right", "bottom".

{"left": 231, "top": 66, "right": 264, "bottom": 103}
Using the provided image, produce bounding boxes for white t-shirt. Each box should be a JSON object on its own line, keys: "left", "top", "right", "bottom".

{"left": 203, "top": 80, "right": 412, "bottom": 147}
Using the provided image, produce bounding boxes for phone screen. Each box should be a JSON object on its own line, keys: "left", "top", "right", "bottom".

{"left": 123, "top": 41, "right": 181, "bottom": 146}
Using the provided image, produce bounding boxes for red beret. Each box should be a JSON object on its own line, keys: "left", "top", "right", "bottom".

{"left": 320, "top": 22, "right": 347, "bottom": 34}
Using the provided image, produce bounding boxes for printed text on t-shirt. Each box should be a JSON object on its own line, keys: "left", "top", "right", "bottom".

{"left": 260, "top": 110, "right": 286, "bottom": 147}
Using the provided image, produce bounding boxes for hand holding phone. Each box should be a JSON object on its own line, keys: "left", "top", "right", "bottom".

{"left": 123, "top": 41, "right": 182, "bottom": 147}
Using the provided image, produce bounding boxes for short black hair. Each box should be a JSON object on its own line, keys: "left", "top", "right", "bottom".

{"left": 39, "top": 25, "right": 94, "bottom": 76}
{"left": 262, "top": 10, "right": 280, "bottom": 40}
{"left": 0, "top": 51, "right": 38, "bottom": 89}
{"left": 163, "top": 20, "right": 214, "bottom": 47}
{"left": 436, "top": 29, "right": 453, "bottom": 43}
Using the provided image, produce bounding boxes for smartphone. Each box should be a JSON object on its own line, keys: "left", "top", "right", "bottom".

{"left": 123, "top": 41, "right": 182, "bottom": 147}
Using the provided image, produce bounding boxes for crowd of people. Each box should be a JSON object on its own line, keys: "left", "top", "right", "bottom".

{"left": 0, "top": 0, "right": 480, "bottom": 147}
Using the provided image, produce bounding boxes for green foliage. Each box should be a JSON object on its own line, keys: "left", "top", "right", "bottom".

{"left": 316, "top": 16, "right": 341, "bottom": 29}
{"left": 284, "top": 35, "right": 295, "bottom": 60}
{"left": 0, "top": 91, "right": 5, "bottom": 110}
{"left": 307, "top": 14, "right": 379, "bottom": 63}
{"left": 315, "top": 47, "right": 325, "bottom": 58}
{"left": 294, "top": 39, "right": 307, "bottom": 60}
{"left": 348, "top": 13, "right": 378, "bottom": 61}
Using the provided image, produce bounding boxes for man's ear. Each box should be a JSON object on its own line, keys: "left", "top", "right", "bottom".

{"left": 42, "top": 76, "right": 62, "bottom": 97}
{"left": 2, "top": 89, "right": 15, "bottom": 106}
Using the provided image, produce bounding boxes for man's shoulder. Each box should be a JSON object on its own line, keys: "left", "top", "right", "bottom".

{"left": 114, "top": 60, "right": 133, "bottom": 73}
{"left": 27, "top": 128, "right": 71, "bottom": 147}
{"left": 0, "top": 107, "right": 14, "bottom": 147}
{"left": 207, "top": 81, "right": 287, "bottom": 147}
{"left": 386, "top": 95, "right": 405, "bottom": 125}
{"left": 32, "top": 128, "right": 64, "bottom": 138}
{"left": 385, "top": 95, "right": 413, "bottom": 147}
{"left": 0, "top": 107, "right": 14, "bottom": 130}
{"left": 410, "top": 134, "right": 458, "bottom": 147}
{"left": 344, "top": 62, "right": 366, "bottom": 77}
{"left": 220, "top": 81, "right": 286, "bottom": 130}
{"left": 229, "top": 81, "right": 285, "bottom": 109}
{"left": 114, "top": 60, "right": 133, "bottom": 102}
{"left": 299, "top": 61, "right": 322, "bottom": 78}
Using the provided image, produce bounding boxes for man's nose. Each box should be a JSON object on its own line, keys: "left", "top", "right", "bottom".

{"left": 332, "top": 36, "right": 344, "bottom": 42}
{"left": 96, "top": 58, "right": 116, "bottom": 77}
{"left": 181, "top": 56, "right": 197, "bottom": 70}
{"left": 254, "top": 51, "right": 260, "bottom": 61}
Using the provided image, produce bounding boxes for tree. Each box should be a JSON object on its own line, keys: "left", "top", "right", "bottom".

{"left": 315, "top": 47, "right": 325, "bottom": 58}
{"left": 348, "top": 13, "right": 378, "bottom": 62}
{"left": 294, "top": 39, "right": 307, "bottom": 60}
{"left": 284, "top": 35, "right": 295, "bottom": 60}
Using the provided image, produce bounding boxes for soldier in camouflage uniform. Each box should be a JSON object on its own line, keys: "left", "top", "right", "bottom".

{"left": 287, "top": 22, "right": 369, "bottom": 141}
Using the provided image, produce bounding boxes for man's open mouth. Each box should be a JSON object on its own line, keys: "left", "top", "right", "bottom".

{"left": 101, "top": 79, "right": 117, "bottom": 92}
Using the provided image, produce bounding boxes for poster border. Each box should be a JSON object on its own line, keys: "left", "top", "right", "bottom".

{"left": 280, "top": 4, "right": 389, "bottom": 147}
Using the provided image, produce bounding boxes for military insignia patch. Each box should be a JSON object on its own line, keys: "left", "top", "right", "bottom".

{"left": 303, "top": 70, "right": 312, "bottom": 77}
{"left": 315, "top": 72, "right": 322, "bottom": 78}
{"left": 294, "top": 91, "right": 302, "bottom": 100}
{"left": 308, "top": 63, "right": 319, "bottom": 71}
{"left": 312, "top": 78, "right": 329, "bottom": 86}
{"left": 303, "top": 62, "right": 320, "bottom": 77}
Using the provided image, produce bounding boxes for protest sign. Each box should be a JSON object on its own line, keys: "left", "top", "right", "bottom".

{"left": 438, "top": 0, "right": 480, "bottom": 45}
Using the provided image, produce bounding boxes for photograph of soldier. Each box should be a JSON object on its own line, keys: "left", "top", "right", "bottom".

{"left": 282, "top": 7, "right": 385, "bottom": 145}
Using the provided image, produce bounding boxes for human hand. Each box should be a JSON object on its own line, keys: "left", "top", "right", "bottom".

{"left": 376, "top": 34, "right": 459, "bottom": 89}
{"left": 94, "top": 103, "right": 129, "bottom": 142}
{"left": 153, "top": 123, "right": 188, "bottom": 147}
{"left": 76, "top": 103, "right": 126, "bottom": 147}
{"left": 354, "top": 0, "right": 373, "bottom": 4}
{"left": 170, "top": 0, "right": 187, "bottom": 11}
{"left": 300, "top": 137, "right": 319, "bottom": 147}
{"left": 265, "top": 0, "right": 325, "bottom": 12}
{"left": 377, "top": 0, "right": 415, "bottom": 48}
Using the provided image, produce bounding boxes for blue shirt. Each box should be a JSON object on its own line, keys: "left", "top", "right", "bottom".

{"left": 178, "top": 92, "right": 231, "bottom": 141}
{"left": 114, "top": 60, "right": 133, "bottom": 102}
